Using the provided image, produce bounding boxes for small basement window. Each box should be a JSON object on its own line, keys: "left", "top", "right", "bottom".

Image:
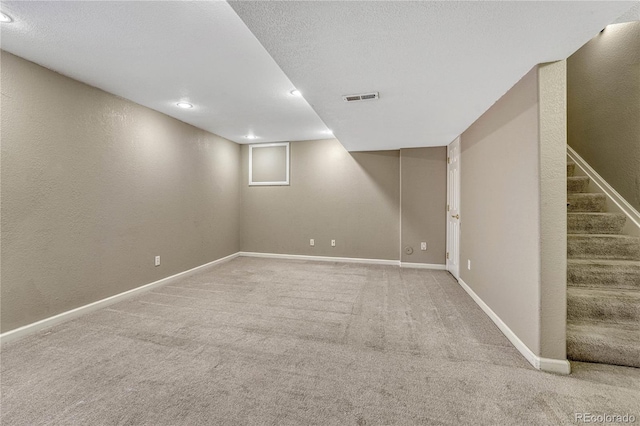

{"left": 249, "top": 142, "right": 290, "bottom": 186}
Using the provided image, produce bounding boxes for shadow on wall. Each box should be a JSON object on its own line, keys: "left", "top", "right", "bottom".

{"left": 461, "top": 70, "right": 539, "bottom": 153}
{"left": 351, "top": 150, "right": 400, "bottom": 208}
{"left": 568, "top": 21, "right": 640, "bottom": 211}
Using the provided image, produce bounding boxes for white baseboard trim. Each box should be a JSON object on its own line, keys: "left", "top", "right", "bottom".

{"left": 400, "top": 262, "right": 446, "bottom": 270}
{"left": 239, "top": 252, "right": 448, "bottom": 270}
{"left": 0, "top": 252, "right": 240, "bottom": 345}
{"left": 567, "top": 145, "right": 640, "bottom": 231}
{"left": 457, "top": 277, "right": 571, "bottom": 375}
{"left": 538, "top": 357, "right": 572, "bottom": 375}
{"left": 238, "top": 251, "right": 399, "bottom": 266}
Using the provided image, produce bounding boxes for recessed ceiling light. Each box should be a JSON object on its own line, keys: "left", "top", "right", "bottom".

{"left": 246, "top": 135, "right": 258, "bottom": 140}
{"left": 176, "top": 102, "right": 193, "bottom": 109}
{"left": 323, "top": 129, "right": 334, "bottom": 135}
{"left": 0, "top": 12, "right": 13, "bottom": 23}
{"left": 290, "top": 89, "right": 301, "bottom": 97}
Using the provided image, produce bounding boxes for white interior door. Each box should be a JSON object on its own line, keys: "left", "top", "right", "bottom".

{"left": 446, "top": 137, "right": 461, "bottom": 279}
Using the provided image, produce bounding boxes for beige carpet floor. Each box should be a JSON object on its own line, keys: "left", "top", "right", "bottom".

{"left": 1, "top": 257, "right": 639, "bottom": 425}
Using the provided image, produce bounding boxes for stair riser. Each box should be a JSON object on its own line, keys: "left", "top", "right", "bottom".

{"left": 568, "top": 293, "right": 640, "bottom": 323}
{"left": 568, "top": 214, "right": 626, "bottom": 234}
{"left": 567, "top": 340, "right": 640, "bottom": 367}
{"left": 567, "top": 194, "right": 606, "bottom": 213}
{"left": 567, "top": 163, "right": 576, "bottom": 177}
{"left": 568, "top": 177, "right": 590, "bottom": 193}
{"left": 568, "top": 237, "right": 640, "bottom": 261}
{"left": 568, "top": 264, "right": 640, "bottom": 289}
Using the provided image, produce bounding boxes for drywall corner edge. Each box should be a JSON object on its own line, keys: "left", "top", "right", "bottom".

{"left": 537, "top": 60, "right": 568, "bottom": 361}
{"left": 0, "top": 252, "right": 241, "bottom": 345}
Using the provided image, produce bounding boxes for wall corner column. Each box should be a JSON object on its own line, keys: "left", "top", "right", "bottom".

{"left": 537, "top": 60, "right": 568, "bottom": 362}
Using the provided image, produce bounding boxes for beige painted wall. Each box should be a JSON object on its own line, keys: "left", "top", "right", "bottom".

{"left": 460, "top": 67, "right": 543, "bottom": 355}
{"left": 538, "top": 62, "right": 568, "bottom": 360}
{"left": 459, "top": 64, "right": 567, "bottom": 359}
{"left": 568, "top": 21, "right": 640, "bottom": 211}
{"left": 240, "top": 139, "right": 400, "bottom": 260}
{"left": 1, "top": 52, "right": 450, "bottom": 333}
{"left": 1, "top": 51, "right": 241, "bottom": 332}
{"left": 400, "top": 148, "right": 447, "bottom": 264}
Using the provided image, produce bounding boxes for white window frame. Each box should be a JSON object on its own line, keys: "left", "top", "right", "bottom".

{"left": 248, "top": 142, "right": 290, "bottom": 186}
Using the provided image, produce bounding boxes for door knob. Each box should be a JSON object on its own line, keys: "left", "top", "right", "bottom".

{"left": 451, "top": 214, "right": 459, "bottom": 219}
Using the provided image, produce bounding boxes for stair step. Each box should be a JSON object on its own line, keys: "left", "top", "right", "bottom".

{"left": 568, "top": 234, "right": 640, "bottom": 260}
{"left": 567, "top": 321, "right": 640, "bottom": 368}
{"left": 567, "top": 162, "right": 576, "bottom": 177}
{"left": 568, "top": 213, "right": 626, "bottom": 234}
{"left": 568, "top": 259, "right": 640, "bottom": 289}
{"left": 567, "top": 193, "right": 606, "bottom": 213}
{"left": 567, "top": 287, "right": 640, "bottom": 324}
{"left": 568, "top": 176, "right": 590, "bottom": 193}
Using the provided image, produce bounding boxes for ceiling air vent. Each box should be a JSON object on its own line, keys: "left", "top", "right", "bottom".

{"left": 342, "top": 92, "right": 379, "bottom": 102}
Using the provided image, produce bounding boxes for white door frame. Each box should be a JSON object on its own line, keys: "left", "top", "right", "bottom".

{"left": 446, "top": 137, "right": 461, "bottom": 279}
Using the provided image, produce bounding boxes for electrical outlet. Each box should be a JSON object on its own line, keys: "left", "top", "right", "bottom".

{"left": 331, "top": 239, "right": 336, "bottom": 247}
{"left": 468, "top": 260, "right": 471, "bottom": 270}
{"left": 155, "top": 256, "right": 161, "bottom": 267}
{"left": 310, "top": 239, "right": 315, "bottom": 247}
{"left": 420, "top": 242, "right": 427, "bottom": 251}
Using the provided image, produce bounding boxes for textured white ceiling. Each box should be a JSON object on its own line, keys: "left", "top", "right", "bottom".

{"left": 1, "top": 1, "right": 636, "bottom": 151}
{"left": 0, "top": 1, "right": 330, "bottom": 144}
{"left": 614, "top": 2, "right": 640, "bottom": 23}
{"left": 230, "top": 1, "right": 636, "bottom": 151}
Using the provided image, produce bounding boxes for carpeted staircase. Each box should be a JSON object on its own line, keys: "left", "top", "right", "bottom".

{"left": 566, "top": 161, "right": 640, "bottom": 368}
